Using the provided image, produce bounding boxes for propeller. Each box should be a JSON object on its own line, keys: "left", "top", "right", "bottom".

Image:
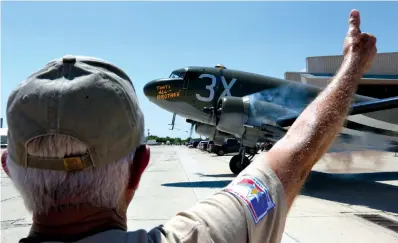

{"left": 189, "top": 123, "right": 194, "bottom": 138}
{"left": 202, "top": 100, "right": 223, "bottom": 124}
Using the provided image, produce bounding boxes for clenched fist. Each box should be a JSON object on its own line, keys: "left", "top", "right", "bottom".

{"left": 343, "top": 9, "right": 377, "bottom": 75}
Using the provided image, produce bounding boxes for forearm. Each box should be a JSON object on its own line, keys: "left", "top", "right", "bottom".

{"left": 266, "top": 56, "right": 363, "bottom": 206}
{"left": 287, "top": 56, "right": 362, "bottom": 160}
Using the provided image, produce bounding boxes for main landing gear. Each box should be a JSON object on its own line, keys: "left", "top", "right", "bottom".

{"left": 229, "top": 146, "right": 256, "bottom": 175}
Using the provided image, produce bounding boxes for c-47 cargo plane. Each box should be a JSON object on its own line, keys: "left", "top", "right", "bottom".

{"left": 143, "top": 64, "right": 398, "bottom": 174}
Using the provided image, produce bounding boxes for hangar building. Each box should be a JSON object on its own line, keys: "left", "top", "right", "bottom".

{"left": 285, "top": 52, "right": 398, "bottom": 99}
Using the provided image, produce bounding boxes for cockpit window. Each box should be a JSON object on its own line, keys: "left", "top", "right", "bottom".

{"left": 169, "top": 71, "right": 186, "bottom": 79}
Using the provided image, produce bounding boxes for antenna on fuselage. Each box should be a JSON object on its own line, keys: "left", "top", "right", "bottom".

{"left": 215, "top": 64, "right": 227, "bottom": 70}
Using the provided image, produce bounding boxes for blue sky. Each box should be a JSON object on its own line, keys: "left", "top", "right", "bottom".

{"left": 1, "top": 1, "right": 397, "bottom": 139}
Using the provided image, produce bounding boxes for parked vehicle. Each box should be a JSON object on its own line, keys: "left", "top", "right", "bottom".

{"left": 212, "top": 138, "right": 258, "bottom": 156}
{"left": 189, "top": 141, "right": 200, "bottom": 148}
{"left": 212, "top": 139, "right": 240, "bottom": 156}
{"left": 197, "top": 141, "right": 204, "bottom": 150}
{"left": 0, "top": 128, "right": 7, "bottom": 148}
{"left": 206, "top": 141, "right": 215, "bottom": 153}
{"left": 198, "top": 141, "right": 209, "bottom": 151}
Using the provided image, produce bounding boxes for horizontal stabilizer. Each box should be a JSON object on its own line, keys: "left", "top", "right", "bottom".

{"left": 276, "top": 96, "right": 398, "bottom": 127}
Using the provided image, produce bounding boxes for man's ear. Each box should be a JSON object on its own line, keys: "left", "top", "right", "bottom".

{"left": 1, "top": 150, "right": 10, "bottom": 178}
{"left": 127, "top": 145, "right": 150, "bottom": 189}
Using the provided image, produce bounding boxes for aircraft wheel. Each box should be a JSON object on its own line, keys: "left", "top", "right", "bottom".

{"left": 229, "top": 155, "right": 250, "bottom": 175}
{"left": 217, "top": 149, "right": 225, "bottom": 156}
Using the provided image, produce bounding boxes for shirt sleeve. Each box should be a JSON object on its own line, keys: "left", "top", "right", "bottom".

{"left": 159, "top": 157, "right": 288, "bottom": 243}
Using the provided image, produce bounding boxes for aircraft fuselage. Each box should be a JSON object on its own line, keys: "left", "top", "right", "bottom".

{"left": 144, "top": 66, "right": 398, "bottom": 152}
{"left": 144, "top": 66, "right": 373, "bottom": 125}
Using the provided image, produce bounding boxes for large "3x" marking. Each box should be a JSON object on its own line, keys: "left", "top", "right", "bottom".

{"left": 220, "top": 76, "right": 237, "bottom": 97}
{"left": 196, "top": 74, "right": 237, "bottom": 102}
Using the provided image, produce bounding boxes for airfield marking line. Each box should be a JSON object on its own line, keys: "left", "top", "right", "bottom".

{"left": 174, "top": 147, "right": 200, "bottom": 202}
{"left": 283, "top": 232, "right": 300, "bottom": 243}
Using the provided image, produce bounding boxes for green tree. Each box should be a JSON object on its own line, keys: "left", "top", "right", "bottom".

{"left": 156, "top": 137, "right": 166, "bottom": 143}
{"left": 148, "top": 135, "right": 158, "bottom": 141}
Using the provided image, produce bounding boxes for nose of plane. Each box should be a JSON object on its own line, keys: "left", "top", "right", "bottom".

{"left": 143, "top": 80, "right": 157, "bottom": 98}
{"left": 143, "top": 78, "right": 184, "bottom": 101}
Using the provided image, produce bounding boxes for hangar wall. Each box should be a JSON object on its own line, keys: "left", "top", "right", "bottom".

{"left": 306, "top": 52, "right": 398, "bottom": 74}
{"left": 285, "top": 52, "right": 398, "bottom": 98}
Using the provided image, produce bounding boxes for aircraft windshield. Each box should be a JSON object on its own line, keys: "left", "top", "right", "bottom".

{"left": 169, "top": 71, "right": 185, "bottom": 79}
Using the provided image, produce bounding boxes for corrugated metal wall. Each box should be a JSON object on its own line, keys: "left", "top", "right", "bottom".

{"left": 284, "top": 72, "right": 303, "bottom": 81}
{"left": 302, "top": 78, "right": 330, "bottom": 87}
{"left": 307, "top": 52, "right": 398, "bottom": 74}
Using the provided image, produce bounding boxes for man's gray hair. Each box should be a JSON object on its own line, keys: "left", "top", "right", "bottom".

{"left": 7, "top": 96, "right": 145, "bottom": 214}
{"left": 7, "top": 133, "right": 140, "bottom": 214}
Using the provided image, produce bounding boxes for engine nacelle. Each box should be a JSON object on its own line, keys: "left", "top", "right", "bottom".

{"left": 195, "top": 123, "right": 217, "bottom": 138}
{"left": 216, "top": 92, "right": 299, "bottom": 133}
{"left": 216, "top": 96, "right": 249, "bottom": 138}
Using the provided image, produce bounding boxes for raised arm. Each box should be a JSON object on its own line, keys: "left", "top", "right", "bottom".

{"left": 157, "top": 10, "right": 377, "bottom": 243}
{"left": 264, "top": 9, "right": 377, "bottom": 208}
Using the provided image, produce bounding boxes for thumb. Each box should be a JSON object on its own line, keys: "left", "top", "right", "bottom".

{"left": 348, "top": 9, "right": 361, "bottom": 36}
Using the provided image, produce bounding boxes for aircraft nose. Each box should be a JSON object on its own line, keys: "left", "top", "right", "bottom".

{"left": 143, "top": 80, "right": 157, "bottom": 98}
{"left": 143, "top": 78, "right": 184, "bottom": 101}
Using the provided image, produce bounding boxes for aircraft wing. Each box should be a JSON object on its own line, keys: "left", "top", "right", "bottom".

{"left": 214, "top": 95, "right": 398, "bottom": 150}
{"left": 276, "top": 96, "right": 398, "bottom": 127}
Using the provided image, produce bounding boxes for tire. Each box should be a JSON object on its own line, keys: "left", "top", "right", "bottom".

{"left": 217, "top": 149, "right": 225, "bottom": 156}
{"left": 229, "top": 155, "right": 251, "bottom": 175}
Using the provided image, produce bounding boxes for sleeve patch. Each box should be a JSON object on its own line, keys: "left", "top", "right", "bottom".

{"left": 224, "top": 175, "right": 275, "bottom": 224}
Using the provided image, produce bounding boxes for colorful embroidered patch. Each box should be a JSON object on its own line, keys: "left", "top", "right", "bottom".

{"left": 225, "top": 175, "right": 275, "bottom": 224}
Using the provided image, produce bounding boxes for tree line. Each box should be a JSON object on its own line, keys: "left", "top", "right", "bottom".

{"left": 146, "top": 135, "right": 199, "bottom": 144}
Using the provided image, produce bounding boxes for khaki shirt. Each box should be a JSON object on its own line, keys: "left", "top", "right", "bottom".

{"left": 35, "top": 159, "right": 288, "bottom": 243}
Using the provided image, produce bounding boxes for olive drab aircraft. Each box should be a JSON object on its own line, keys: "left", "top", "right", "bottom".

{"left": 143, "top": 64, "right": 398, "bottom": 174}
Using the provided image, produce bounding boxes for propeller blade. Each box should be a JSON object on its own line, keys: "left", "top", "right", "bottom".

{"left": 189, "top": 123, "right": 194, "bottom": 138}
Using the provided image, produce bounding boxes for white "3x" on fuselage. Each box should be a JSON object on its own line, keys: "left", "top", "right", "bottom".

{"left": 195, "top": 74, "right": 237, "bottom": 102}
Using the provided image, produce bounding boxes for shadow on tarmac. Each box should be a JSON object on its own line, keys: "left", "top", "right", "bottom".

{"left": 163, "top": 171, "right": 398, "bottom": 213}
{"left": 209, "top": 154, "right": 235, "bottom": 158}
{"left": 162, "top": 180, "right": 232, "bottom": 188}
{"left": 302, "top": 171, "right": 398, "bottom": 214}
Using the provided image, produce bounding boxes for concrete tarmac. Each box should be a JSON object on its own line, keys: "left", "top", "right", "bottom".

{"left": 1, "top": 146, "right": 398, "bottom": 242}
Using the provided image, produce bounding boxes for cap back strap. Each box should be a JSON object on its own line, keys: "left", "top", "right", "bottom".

{"left": 26, "top": 153, "right": 94, "bottom": 171}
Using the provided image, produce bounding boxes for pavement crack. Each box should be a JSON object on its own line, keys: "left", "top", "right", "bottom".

{"left": 1, "top": 219, "right": 32, "bottom": 230}
{"left": 1, "top": 195, "right": 21, "bottom": 202}
{"left": 175, "top": 148, "right": 199, "bottom": 201}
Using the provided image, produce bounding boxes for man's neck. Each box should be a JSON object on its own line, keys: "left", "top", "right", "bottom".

{"left": 28, "top": 205, "right": 127, "bottom": 242}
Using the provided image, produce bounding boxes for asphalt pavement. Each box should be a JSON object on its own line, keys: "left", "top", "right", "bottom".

{"left": 1, "top": 146, "right": 397, "bottom": 242}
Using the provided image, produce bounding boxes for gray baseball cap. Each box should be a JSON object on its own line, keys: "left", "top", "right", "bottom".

{"left": 6, "top": 55, "right": 144, "bottom": 171}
